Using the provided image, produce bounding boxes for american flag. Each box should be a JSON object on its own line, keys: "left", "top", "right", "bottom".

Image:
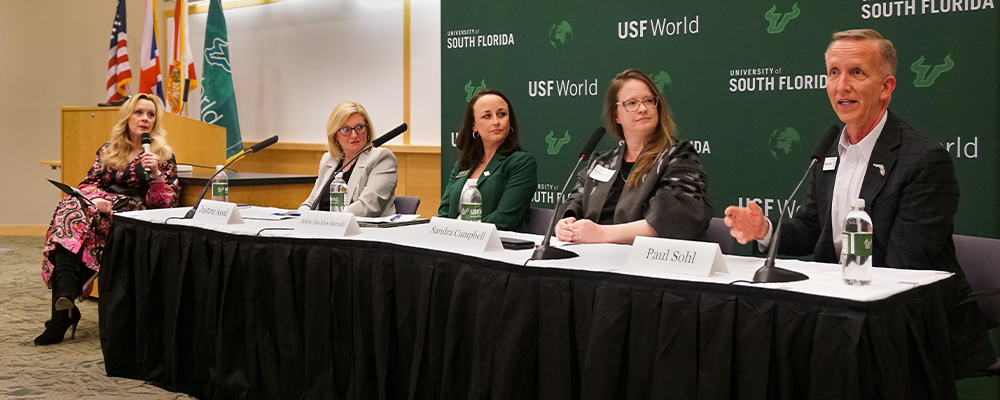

{"left": 106, "top": 0, "right": 132, "bottom": 102}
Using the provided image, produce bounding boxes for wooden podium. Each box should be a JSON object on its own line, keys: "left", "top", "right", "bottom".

{"left": 61, "top": 107, "right": 226, "bottom": 186}
{"left": 62, "top": 107, "right": 226, "bottom": 298}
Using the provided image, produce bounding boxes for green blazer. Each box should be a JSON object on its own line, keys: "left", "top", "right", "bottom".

{"left": 438, "top": 151, "right": 538, "bottom": 232}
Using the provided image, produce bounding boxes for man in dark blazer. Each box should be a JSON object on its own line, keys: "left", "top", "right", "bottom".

{"left": 724, "top": 29, "right": 995, "bottom": 378}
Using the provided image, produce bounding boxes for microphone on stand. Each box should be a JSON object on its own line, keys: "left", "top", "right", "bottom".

{"left": 140, "top": 132, "right": 152, "bottom": 174}
{"left": 529, "top": 127, "right": 606, "bottom": 261}
{"left": 311, "top": 123, "right": 407, "bottom": 210}
{"left": 183, "top": 135, "right": 279, "bottom": 219}
{"left": 371, "top": 123, "right": 407, "bottom": 148}
{"left": 180, "top": 79, "right": 191, "bottom": 116}
{"left": 752, "top": 125, "right": 841, "bottom": 283}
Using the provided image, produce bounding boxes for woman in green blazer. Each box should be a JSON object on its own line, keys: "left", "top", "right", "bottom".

{"left": 438, "top": 88, "right": 537, "bottom": 232}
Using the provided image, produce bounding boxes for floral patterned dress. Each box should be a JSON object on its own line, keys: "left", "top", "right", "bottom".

{"left": 42, "top": 143, "right": 180, "bottom": 299}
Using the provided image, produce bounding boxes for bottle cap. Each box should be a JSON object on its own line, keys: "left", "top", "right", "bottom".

{"left": 216, "top": 165, "right": 224, "bottom": 171}
{"left": 335, "top": 172, "right": 344, "bottom": 179}
{"left": 851, "top": 198, "right": 865, "bottom": 208}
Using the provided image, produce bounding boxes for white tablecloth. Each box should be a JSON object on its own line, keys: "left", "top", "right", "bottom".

{"left": 119, "top": 206, "right": 952, "bottom": 303}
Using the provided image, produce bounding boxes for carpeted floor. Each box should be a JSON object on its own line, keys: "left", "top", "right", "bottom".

{"left": 0, "top": 236, "right": 193, "bottom": 399}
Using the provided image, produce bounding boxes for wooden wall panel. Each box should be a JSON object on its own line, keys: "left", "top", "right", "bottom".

{"left": 61, "top": 107, "right": 226, "bottom": 186}
{"left": 234, "top": 142, "right": 441, "bottom": 217}
{"left": 179, "top": 183, "right": 314, "bottom": 210}
{"left": 61, "top": 110, "right": 441, "bottom": 217}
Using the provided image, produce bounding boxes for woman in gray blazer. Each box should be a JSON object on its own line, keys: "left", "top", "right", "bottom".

{"left": 555, "top": 69, "right": 712, "bottom": 244}
{"left": 299, "top": 102, "right": 397, "bottom": 217}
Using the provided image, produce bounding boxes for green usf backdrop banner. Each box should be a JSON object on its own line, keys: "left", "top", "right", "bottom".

{"left": 441, "top": 0, "right": 999, "bottom": 238}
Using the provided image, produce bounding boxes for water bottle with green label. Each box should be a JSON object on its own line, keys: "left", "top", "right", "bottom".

{"left": 211, "top": 165, "right": 228, "bottom": 202}
{"left": 329, "top": 172, "right": 347, "bottom": 212}
{"left": 459, "top": 181, "right": 482, "bottom": 222}
{"left": 841, "top": 198, "right": 873, "bottom": 286}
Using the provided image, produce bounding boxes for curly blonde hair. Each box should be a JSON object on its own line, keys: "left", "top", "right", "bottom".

{"left": 101, "top": 93, "right": 173, "bottom": 169}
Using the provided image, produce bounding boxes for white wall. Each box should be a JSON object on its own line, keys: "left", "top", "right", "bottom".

{"left": 0, "top": 0, "right": 147, "bottom": 227}
{"left": 176, "top": 0, "right": 440, "bottom": 146}
{"left": 409, "top": 0, "right": 442, "bottom": 145}
{"left": 0, "top": 0, "right": 441, "bottom": 227}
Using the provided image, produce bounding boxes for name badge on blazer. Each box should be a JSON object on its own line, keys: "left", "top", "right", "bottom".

{"left": 590, "top": 165, "right": 615, "bottom": 182}
{"left": 823, "top": 157, "right": 837, "bottom": 171}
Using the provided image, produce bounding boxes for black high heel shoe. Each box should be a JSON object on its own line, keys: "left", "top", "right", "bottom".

{"left": 34, "top": 306, "right": 81, "bottom": 346}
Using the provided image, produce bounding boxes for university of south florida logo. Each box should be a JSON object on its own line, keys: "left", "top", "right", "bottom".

{"left": 545, "top": 131, "right": 571, "bottom": 155}
{"left": 764, "top": 3, "right": 800, "bottom": 34}
{"left": 652, "top": 70, "right": 672, "bottom": 93}
{"left": 464, "top": 79, "right": 486, "bottom": 102}
{"left": 204, "top": 38, "right": 232, "bottom": 73}
{"left": 768, "top": 127, "right": 801, "bottom": 159}
{"left": 910, "top": 55, "right": 954, "bottom": 88}
{"left": 549, "top": 21, "right": 573, "bottom": 49}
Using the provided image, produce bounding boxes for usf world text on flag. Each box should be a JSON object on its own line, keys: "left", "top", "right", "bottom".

{"left": 200, "top": 0, "right": 242, "bottom": 158}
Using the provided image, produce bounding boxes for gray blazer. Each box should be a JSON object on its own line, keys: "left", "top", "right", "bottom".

{"left": 563, "top": 140, "right": 712, "bottom": 240}
{"left": 299, "top": 147, "right": 397, "bottom": 217}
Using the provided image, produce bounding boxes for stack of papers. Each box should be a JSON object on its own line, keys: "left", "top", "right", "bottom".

{"left": 356, "top": 214, "right": 427, "bottom": 227}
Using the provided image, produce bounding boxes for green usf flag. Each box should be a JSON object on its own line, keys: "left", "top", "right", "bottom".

{"left": 200, "top": 0, "right": 242, "bottom": 158}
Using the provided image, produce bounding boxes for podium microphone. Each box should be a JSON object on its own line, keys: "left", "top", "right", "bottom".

{"left": 530, "top": 126, "right": 606, "bottom": 261}
{"left": 180, "top": 79, "right": 192, "bottom": 116}
{"left": 753, "top": 125, "right": 840, "bottom": 283}
{"left": 140, "top": 132, "right": 152, "bottom": 173}
{"left": 184, "top": 135, "right": 279, "bottom": 219}
{"left": 312, "top": 123, "right": 408, "bottom": 210}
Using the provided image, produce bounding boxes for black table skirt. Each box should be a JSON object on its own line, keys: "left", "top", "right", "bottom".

{"left": 99, "top": 217, "right": 960, "bottom": 400}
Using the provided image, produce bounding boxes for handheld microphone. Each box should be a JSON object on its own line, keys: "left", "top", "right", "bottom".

{"left": 530, "top": 126, "right": 606, "bottom": 261}
{"left": 312, "top": 124, "right": 408, "bottom": 210}
{"left": 183, "top": 135, "right": 280, "bottom": 219}
{"left": 753, "top": 125, "right": 840, "bottom": 283}
{"left": 141, "top": 133, "right": 152, "bottom": 173}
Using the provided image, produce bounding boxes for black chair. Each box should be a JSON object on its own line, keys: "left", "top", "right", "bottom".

{"left": 527, "top": 207, "right": 555, "bottom": 235}
{"left": 707, "top": 217, "right": 737, "bottom": 255}
{"left": 955, "top": 234, "right": 1000, "bottom": 329}
{"left": 954, "top": 234, "right": 1000, "bottom": 375}
{"left": 393, "top": 196, "right": 420, "bottom": 214}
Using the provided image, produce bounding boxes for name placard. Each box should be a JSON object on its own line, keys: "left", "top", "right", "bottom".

{"left": 193, "top": 200, "right": 244, "bottom": 225}
{"left": 626, "top": 236, "right": 729, "bottom": 277}
{"left": 424, "top": 217, "right": 503, "bottom": 252}
{"left": 295, "top": 210, "right": 362, "bottom": 237}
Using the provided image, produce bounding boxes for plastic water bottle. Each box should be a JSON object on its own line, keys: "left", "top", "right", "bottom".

{"left": 459, "top": 181, "right": 482, "bottom": 222}
{"left": 842, "top": 198, "right": 873, "bottom": 286}
{"left": 329, "top": 172, "right": 347, "bottom": 212}
{"left": 211, "top": 165, "right": 228, "bottom": 202}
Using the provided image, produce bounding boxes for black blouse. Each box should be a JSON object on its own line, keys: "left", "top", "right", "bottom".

{"left": 315, "top": 161, "right": 355, "bottom": 211}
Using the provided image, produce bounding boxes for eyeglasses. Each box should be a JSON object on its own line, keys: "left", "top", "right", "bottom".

{"left": 336, "top": 124, "right": 368, "bottom": 137}
{"left": 616, "top": 97, "right": 658, "bottom": 113}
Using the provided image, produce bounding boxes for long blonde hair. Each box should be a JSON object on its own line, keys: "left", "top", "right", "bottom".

{"left": 325, "top": 102, "right": 375, "bottom": 160}
{"left": 101, "top": 93, "right": 173, "bottom": 169}
{"left": 604, "top": 69, "right": 676, "bottom": 189}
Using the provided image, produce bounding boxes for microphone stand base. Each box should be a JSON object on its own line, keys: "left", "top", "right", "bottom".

{"left": 529, "top": 245, "right": 578, "bottom": 261}
{"left": 752, "top": 265, "right": 809, "bottom": 283}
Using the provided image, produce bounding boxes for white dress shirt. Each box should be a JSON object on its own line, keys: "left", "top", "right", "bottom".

{"left": 759, "top": 111, "right": 888, "bottom": 253}
{"left": 829, "top": 111, "right": 887, "bottom": 255}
